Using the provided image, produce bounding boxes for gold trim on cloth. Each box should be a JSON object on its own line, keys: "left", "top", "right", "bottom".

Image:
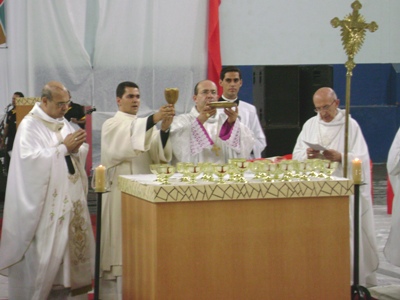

{"left": 69, "top": 200, "right": 89, "bottom": 266}
{"left": 16, "top": 97, "right": 41, "bottom": 106}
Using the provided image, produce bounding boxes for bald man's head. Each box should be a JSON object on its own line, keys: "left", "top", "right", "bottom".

{"left": 40, "top": 81, "right": 70, "bottom": 119}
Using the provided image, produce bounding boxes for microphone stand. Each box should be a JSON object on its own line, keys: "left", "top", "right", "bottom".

{"left": 93, "top": 189, "right": 111, "bottom": 300}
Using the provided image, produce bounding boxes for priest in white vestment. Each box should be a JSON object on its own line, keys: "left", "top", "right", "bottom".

{"left": 218, "top": 66, "right": 266, "bottom": 159}
{"left": 0, "top": 81, "right": 95, "bottom": 299}
{"left": 100, "top": 81, "right": 174, "bottom": 299}
{"left": 293, "top": 87, "right": 379, "bottom": 286}
{"left": 170, "top": 79, "right": 255, "bottom": 164}
{"left": 384, "top": 127, "right": 400, "bottom": 267}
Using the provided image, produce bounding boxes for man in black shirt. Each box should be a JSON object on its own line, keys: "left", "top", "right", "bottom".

{"left": 1, "top": 91, "right": 24, "bottom": 173}
{"left": 64, "top": 90, "right": 86, "bottom": 130}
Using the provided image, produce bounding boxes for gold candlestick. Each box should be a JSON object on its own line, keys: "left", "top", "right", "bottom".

{"left": 331, "top": 1, "right": 378, "bottom": 178}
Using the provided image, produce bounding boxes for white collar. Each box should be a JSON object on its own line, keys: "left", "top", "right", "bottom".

{"left": 221, "top": 95, "right": 238, "bottom": 102}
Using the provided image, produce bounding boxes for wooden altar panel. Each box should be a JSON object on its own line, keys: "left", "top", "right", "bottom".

{"left": 121, "top": 193, "right": 350, "bottom": 300}
{"left": 16, "top": 97, "right": 40, "bottom": 127}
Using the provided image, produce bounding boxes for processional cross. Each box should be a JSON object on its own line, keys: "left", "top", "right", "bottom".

{"left": 331, "top": 4, "right": 378, "bottom": 300}
{"left": 331, "top": 0, "right": 378, "bottom": 178}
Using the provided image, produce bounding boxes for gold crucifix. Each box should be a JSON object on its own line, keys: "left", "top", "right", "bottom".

{"left": 212, "top": 144, "right": 221, "bottom": 156}
{"left": 331, "top": 0, "right": 378, "bottom": 177}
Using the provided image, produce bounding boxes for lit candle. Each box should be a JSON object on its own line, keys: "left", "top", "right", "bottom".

{"left": 95, "top": 165, "right": 106, "bottom": 192}
{"left": 352, "top": 158, "right": 362, "bottom": 184}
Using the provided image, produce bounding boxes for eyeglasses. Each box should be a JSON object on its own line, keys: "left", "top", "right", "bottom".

{"left": 314, "top": 100, "right": 336, "bottom": 113}
{"left": 199, "top": 90, "right": 217, "bottom": 96}
{"left": 53, "top": 100, "right": 71, "bottom": 108}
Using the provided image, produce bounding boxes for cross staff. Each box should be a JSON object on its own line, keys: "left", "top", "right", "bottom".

{"left": 331, "top": 0, "right": 378, "bottom": 178}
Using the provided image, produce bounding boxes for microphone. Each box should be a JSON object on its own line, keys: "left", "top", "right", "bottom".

{"left": 4, "top": 103, "right": 12, "bottom": 112}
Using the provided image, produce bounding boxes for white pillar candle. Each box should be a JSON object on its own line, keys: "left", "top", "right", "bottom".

{"left": 95, "top": 164, "right": 106, "bottom": 192}
{"left": 352, "top": 158, "right": 362, "bottom": 184}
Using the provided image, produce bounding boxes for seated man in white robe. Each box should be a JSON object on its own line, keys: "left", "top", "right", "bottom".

{"left": 384, "top": 127, "right": 400, "bottom": 267}
{"left": 170, "top": 79, "right": 255, "bottom": 164}
{"left": 100, "top": 81, "right": 174, "bottom": 299}
{"left": 293, "top": 87, "right": 379, "bottom": 286}
{"left": 0, "top": 81, "right": 95, "bottom": 299}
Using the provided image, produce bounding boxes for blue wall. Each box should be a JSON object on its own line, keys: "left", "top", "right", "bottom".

{"left": 235, "top": 64, "right": 400, "bottom": 163}
{"left": 333, "top": 63, "right": 400, "bottom": 163}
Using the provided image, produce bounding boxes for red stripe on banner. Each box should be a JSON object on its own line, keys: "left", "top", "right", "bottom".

{"left": 0, "top": 0, "right": 5, "bottom": 45}
{"left": 207, "top": 0, "right": 222, "bottom": 95}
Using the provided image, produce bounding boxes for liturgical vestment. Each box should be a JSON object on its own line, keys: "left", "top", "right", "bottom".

{"left": 385, "top": 127, "right": 400, "bottom": 267}
{"left": 293, "top": 108, "right": 379, "bottom": 286}
{"left": 100, "top": 111, "right": 172, "bottom": 280}
{"left": 170, "top": 106, "right": 255, "bottom": 164}
{"left": 0, "top": 102, "right": 95, "bottom": 299}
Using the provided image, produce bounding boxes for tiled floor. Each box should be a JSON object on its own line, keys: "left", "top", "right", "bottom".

{"left": 374, "top": 206, "right": 400, "bottom": 286}
{"left": 0, "top": 165, "right": 400, "bottom": 299}
{"left": 371, "top": 164, "right": 400, "bottom": 290}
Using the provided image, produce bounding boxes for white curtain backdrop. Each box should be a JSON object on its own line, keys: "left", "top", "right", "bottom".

{"left": 5, "top": 0, "right": 209, "bottom": 166}
{"left": 4, "top": 0, "right": 398, "bottom": 167}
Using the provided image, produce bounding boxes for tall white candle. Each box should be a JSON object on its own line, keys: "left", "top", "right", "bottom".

{"left": 352, "top": 158, "right": 362, "bottom": 184}
{"left": 95, "top": 165, "right": 106, "bottom": 192}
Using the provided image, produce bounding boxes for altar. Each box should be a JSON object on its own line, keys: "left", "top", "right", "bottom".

{"left": 118, "top": 174, "right": 353, "bottom": 299}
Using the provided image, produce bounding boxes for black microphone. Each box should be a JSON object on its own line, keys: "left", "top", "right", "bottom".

{"left": 4, "top": 103, "right": 12, "bottom": 112}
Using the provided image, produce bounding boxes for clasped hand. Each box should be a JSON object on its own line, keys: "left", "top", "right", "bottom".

{"left": 63, "top": 129, "right": 86, "bottom": 153}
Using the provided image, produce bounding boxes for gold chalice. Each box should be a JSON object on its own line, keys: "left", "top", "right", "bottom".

{"left": 324, "top": 160, "right": 338, "bottom": 180}
{"left": 150, "top": 163, "right": 163, "bottom": 182}
{"left": 234, "top": 159, "right": 249, "bottom": 183}
{"left": 157, "top": 165, "right": 176, "bottom": 185}
{"left": 164, "top": 88, "right": 179, "bottom": 106}
{"left": 176, "top": 162, "right": 191, "bottom": 182}
{"left": 214, "top": 164, "right": 230, "bottom": 184}
{"left": 185, "top": 164, "right": 202, "bottom": 183}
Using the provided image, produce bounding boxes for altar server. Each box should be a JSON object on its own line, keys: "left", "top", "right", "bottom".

{"left": 384, "top": 127, "right": 400, "bottom": 267}
{"left": 100, "top": 81, "right": 174, "bottom": 299}
{"left": 218, "top": 66, "right": 266, "bottom": 158}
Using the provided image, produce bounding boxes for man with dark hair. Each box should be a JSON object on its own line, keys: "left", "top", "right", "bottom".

{"left": 219, "top": 66, "right": 266, "bottom": 159}
{"left": 1, "top": 91, "right": 24, "bottom": 173}
{"left": 100, "top": 81, "right": 175, "bottom": 298}
{"left": 64, "top": 90, "right": 86, "bottom": 130}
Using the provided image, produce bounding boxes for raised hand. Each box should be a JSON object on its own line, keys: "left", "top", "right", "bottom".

{"left": 153, "top": 104, "right": 175, "bottom": 123}
{"left": 224, "top": 105, "right": 238, "bottom": 124}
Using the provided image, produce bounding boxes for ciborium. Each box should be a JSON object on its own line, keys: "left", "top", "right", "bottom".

{"left": 164, "top": 88, "right": 179, "bottom": 106}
